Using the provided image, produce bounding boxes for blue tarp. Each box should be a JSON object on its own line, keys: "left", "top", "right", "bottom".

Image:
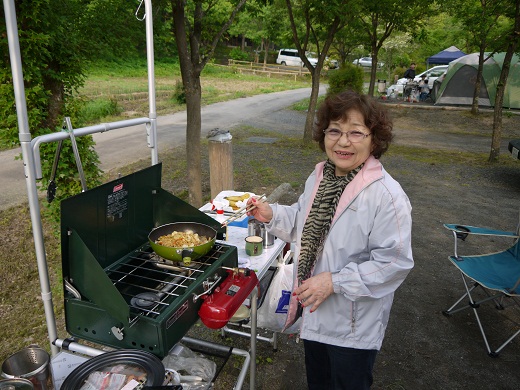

{"left": 427, "top": 46, "right": 466, "bottom": 66}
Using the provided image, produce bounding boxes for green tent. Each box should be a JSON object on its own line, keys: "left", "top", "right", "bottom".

{"left": 435, "top": 52, "right": 520, "bottom": 109}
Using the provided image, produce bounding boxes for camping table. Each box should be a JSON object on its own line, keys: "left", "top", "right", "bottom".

{"left": 508, "top": 139, "right": 520, "bottom": 160}
{"left": 200, "top": 203, "right": 286, "bottom": 390}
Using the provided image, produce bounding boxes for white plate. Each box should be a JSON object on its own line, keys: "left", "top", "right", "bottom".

{"left": 212, "top": 190, "right": 256, "bottom": 213}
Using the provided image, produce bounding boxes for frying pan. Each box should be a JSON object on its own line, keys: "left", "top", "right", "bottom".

{"left": 148, "top": 222, "right": 217, "bottom": 265}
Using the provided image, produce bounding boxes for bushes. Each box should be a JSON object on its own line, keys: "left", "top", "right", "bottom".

{"left": 173, "top": 80, "right": 186, "bottom": 104}
{"left": 327, "top": 64, "right": 364, "bottom": 96}
{"left": 77, "top": 98, "right": 121, "bottom": 124}
{"left": 229, "top": 48, "right": 252, "bottom": 61}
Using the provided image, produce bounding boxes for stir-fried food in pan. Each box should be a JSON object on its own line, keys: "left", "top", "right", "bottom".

{"left": 156, "top": 230, "right": 211, "bottom": 248}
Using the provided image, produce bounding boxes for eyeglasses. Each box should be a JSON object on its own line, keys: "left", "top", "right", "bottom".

{"left": 323, "top": 129, "right": 371, "bottom": 143}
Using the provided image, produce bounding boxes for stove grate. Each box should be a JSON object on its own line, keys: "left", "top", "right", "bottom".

{"left": 105, "top": 243, "right": 229, "bottom": 319}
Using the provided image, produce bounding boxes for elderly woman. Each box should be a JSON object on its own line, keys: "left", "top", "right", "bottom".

{"left": 248, "top": 90, "right": 413, "bottom": 390}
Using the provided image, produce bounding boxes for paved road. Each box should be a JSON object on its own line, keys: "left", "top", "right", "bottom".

{"left": 0, "top": 87, "right": 325, "bottom": 211}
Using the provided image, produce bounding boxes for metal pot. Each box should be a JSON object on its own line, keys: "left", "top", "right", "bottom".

{"left": 0, "top": 378, "right": 34, "bottom": 390}
{"left": 1, "top": 346, "right": 49, "bottom": 390}
{"left": 248, "top": 219, "right": 275, "bottom": 247}
{"left": 148, "top": 222, "right": 217, "bottom": 265}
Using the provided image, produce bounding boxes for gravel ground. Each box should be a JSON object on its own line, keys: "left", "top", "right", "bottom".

{"left": 2, "top": 102, "right": 520, "bottom": 390}
{"left": 185, "top": 103, "right": 520, "bottom": 390}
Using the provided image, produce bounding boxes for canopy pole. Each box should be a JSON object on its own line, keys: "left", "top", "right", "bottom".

{"left": 3, "top": 0, "right": 59, "bottom": 355}
{"left": 144, "top": 0, "right": 159, "bottom": 165}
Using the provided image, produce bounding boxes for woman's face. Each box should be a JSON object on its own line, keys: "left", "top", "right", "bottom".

{"left": 324, "top": 108, "right": 373, "bottom": 176}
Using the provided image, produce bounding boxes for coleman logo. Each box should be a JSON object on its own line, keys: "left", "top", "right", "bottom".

{"left": 166, "top": 300, "right": 189, "bottom": 328}
{"left": 113, "top": 183, "right": 124, "bottom": 192}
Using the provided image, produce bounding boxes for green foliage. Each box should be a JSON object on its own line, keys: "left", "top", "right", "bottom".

{"left": 1, "top": 0, "right": 104, "bottom": 219}
{"left": 202, "top": 63, "right": 236, "bottom": 77}
{"left": 77, "top": 98, "right": 121, "bottom": 124}
{"left": 229, "top": 48, "right": 252, "bottom": 61}
{"left": 173, "top": 80, "right": 186, "bottom": 104}
{"left": 327, "top": 64, "right": 364, "bottom": 96}
{"left": 75, "top": 0, "right": 149, "bottom": 61}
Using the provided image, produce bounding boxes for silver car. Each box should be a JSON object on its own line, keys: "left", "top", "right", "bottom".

{"left": 353, "top": 57, "right": 384, "bottom": 68}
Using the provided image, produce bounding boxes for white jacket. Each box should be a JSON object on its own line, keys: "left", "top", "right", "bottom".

{"left": 266, "top": 156, "right": 413, "bottom": 350}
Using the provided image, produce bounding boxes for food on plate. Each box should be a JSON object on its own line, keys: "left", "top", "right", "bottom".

{"left": 224, "top": 193, "right": 251, "bottom": 210}
{"left": 156, "top": 231, "right": 211, "bottom": 248}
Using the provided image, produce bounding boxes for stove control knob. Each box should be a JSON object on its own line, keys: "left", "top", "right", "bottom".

{"left": 110, "top": 326, "right": 124, "bottom": 341}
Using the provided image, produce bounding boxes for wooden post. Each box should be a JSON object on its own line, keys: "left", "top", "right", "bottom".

{"left": 208, "top": 138, "right": 233, "bottom": 199}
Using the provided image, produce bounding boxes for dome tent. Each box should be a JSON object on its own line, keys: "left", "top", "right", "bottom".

{"left": 426, "top": 46, "right": 466, "bottom": 66}
{"left": 434, "top": 52, "right": 520, "bottom": 109}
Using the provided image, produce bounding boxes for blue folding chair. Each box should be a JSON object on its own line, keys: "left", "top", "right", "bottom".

{"left": 442, "top": 222, "right": 520, "bottom": 357}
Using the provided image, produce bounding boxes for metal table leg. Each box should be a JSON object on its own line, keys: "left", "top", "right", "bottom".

{"left": 249, "top": 286, "right": 258, "bottom": 390}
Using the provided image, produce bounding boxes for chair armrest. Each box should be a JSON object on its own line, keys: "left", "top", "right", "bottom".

{"left": 444, "top": 223, "right": 519, "bottom": 260}
{"left": 443, "top": 224, "right": 518, "bottom": 238}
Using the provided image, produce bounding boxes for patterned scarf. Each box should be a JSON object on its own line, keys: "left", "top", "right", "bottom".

{"left": 297, "top": 160, "right": 363, "bottom": 283}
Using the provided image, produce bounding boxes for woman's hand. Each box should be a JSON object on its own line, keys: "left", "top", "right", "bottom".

{"left": 293, "top": 272, "right": 334, "bottom": 313}
{"left": 246, "top": 196, "right": 273, "bottom": 223}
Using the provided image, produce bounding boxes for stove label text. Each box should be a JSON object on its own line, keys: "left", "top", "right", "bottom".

{"left": 226, "top": 285, "right": 240, "bottom": 296}
{"left": 106, "top": 187, "right": 129, "bottom": 220}
{"left": 166, "top": 300, "right": 189, "bottom": 329}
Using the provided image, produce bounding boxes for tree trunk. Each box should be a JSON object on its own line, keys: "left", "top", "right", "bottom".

{"left": 172, "top": 0, "right": 203, "bottom": 206}
{"left": 185, "top": 79, "right": 203, "bottom": 206}
{"left": 471, "top": 44, "right": 486, "bottom": 115}
{"left": 43, "top": 76, "right": 64, "bottom": 130}
{"left": 367, "top": 64, "right": 375, "bottom": 96}
{"left": 488, "top": 0, "right": 520, "bottom": 162}
{"left": 263, "top": 38, "right": 269, "bottom": 66}
{"left": 489, "top": 54, "right": 511, "bottom": 162}
{"left": 303, "top": 69, "right": 320, "bottom": 143}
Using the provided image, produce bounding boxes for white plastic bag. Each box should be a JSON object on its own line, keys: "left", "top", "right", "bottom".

{"left": 162, "top": 343, "right": 216, "bottom": 390}
{"left": 257, "top": 261, "right": 301, "bottom": 334}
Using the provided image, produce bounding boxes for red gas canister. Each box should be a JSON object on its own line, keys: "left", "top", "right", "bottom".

{"left": 198, "top": 268, "right": 259, "bottom": 329}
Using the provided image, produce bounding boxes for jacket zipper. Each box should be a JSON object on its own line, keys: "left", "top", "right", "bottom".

{"left": 351, "top": 302, "right": 356, "bottom": 333}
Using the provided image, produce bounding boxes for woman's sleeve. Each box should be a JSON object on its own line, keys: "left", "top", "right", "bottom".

{"left": 264, "top": 199, "right": 301, "bottom": 243}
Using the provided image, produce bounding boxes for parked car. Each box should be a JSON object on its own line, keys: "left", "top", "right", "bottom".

{"left": 276, "top": 49, "right": 338, "bottom": 69}
{"left": 307, "top": 52, "right": 339, "bottom": 69}
{"left": 396, "top": 65, "right": 449, "bottom": 88}
{"left": 353, "top": 57, "right": 384, "bottom": 68}
{"left": 388, "top": 65, "right": 449, "bottom": 96}
{"left": 276, "top": 48, "right": 304, "bottom": 66}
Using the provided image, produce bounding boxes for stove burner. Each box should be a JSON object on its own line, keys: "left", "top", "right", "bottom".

{"left": 129, "top": 272, "right": 187, "bottom": 311}
{"left": 131, "top": 292, "right": 160, "bottom": 309}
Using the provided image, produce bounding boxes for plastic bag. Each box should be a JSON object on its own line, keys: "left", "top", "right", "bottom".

{"left": 162, "top": 343, "right": 216, "bottom": 390}
{"left": 257, "top": 262, "right": 301, "bottom": 334}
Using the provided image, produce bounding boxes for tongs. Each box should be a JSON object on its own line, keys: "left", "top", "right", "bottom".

{"left": 221, "top": 194, "right": 266, "bottom": 226}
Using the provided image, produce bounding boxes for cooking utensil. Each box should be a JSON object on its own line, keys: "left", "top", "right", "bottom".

{"left": 1, "top": 346, "right": 50, "bottom": 390}
{"left": 148, "top": 222, "right": 217, "bottom": 265}
{"left": 46, "top": 139, "right": 63, "bottom": 203}
{"left": 64, "top": 117, "right": 87, "bottom": 192}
